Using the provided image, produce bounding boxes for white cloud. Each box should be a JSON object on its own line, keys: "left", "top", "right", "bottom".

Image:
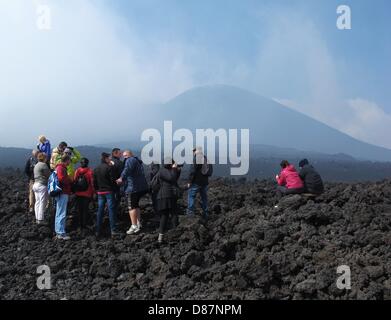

{"left": 0, "top": 1, "right": 389, "bottom": 151}
{"left": 252, "top": 7, "right": 390, "bottom": 149}
{"left": 275, "top": 97, "right": 391, "bottom": 149}
{"left": 0, "top": 0, "right": 195, "bottom": 147}
{"left": 343, "top": 99, "right": 391, "bottom": 148}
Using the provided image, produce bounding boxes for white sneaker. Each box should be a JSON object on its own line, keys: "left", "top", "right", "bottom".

{"left": 127, "top": 225, "right": 140, "bottom": 235}
{"left": 137, "top": 220, "right": 142, "bottom": 229}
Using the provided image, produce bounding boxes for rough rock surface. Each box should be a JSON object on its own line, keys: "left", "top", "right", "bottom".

{"left": 1, "top": 173, "right": 391, "bottom": 300}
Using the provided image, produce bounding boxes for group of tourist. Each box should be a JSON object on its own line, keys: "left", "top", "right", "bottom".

{"left": 25, "top": 136, "right": 212, "bottom": 243}
{"left": 25, "top": 135, "right": 324, "bottom": 243}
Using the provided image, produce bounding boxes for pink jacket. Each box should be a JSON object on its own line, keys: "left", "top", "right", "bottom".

{"left": 277, "top": 165, "right": 304, "bottom": 189}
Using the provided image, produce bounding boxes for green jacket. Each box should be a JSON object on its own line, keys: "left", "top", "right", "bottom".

{"left": 53, "top": 148, "right": 82, "bottom": 180}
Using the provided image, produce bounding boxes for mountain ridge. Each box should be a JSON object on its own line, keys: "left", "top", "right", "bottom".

{"left": 159, "top": 85, "right": 391, "bottom": 162}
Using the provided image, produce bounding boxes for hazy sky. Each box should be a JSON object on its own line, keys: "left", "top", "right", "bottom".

{"left": 0, "top": 0, "right": 390, "bottom": 148}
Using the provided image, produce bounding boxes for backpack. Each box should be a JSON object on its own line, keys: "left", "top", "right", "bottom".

{"left": 73, "top": 173, "right": 89, "bottom": 192}
{"left": 201, "top": 157, "right": 213, "bottom": 177}
{"left": 48, "top": 170, "right": 62, "bottom": 197}
{"left": 150, "top": 173, "right": 161, "bottom": 194}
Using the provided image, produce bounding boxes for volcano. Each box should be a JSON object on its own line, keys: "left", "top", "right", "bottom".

{"left": 153, "top": 85, "right": 391, "bottom": 162}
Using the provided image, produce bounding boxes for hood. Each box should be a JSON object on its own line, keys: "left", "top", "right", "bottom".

{"left": 56, "top": 163, "right": 67, "bottom": 169}
{"left": 134, "top": 156, "right": 143, "bottom": 164}
{"left": 285, "top": 164, "right": 297, "bottom": 172}
{"left": 77, "top": 167, "right": 90, "bottom": 174}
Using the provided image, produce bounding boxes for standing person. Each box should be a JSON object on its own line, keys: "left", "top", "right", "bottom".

{"left": 74, "top": 158, "right": 94, "bottom": 235}
{"left": 62, "top": 147, "right": 82, "bottom": 181}
{"left": 187, "top": 147, "right": 213, "bottom": 219}
{"left": 276, "top": 160, "right": 305, "bottom": 196}
{"left": 55, "top": 155, "right": 73, "bottom": 240}
{"left": 93, "top": 153, "right": 120, "bottom": 238}
{"left": 24, "top": 150, "right": 38, "bottom": 213}
{"left": 155, "top": 158, "right": 181, "bottom": 243}
{"left": 37, "top": 135, "right": 51, "bottom": 163}
{"left": 111, "top": 148, "right": 124, "bottom": 211}
{"left": 50, "top": 141, "right": 67, "bottom": 170}
{"left": 150, "top": 162, "right": 160, "bottom": 215}
{"left": 32, "top": 153, "right": 51, "bottom": 224}
{"left": 298, "top": 159, "right": 324, "bottom": 195}
{"left": 116, "top": 150, "right": 149, "bottom": 235}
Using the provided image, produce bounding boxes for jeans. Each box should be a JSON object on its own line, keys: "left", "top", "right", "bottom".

{"left": 96, "top": 193, "right": 117, "bottom": 234}
{"left": 187, "top": 184, "right": 208, "bottom": 217}
{"left": 32, "top": 183, "right": 48, "bottom": 221}
{"left": 55, "top": 194, "right": 69, "bottom": 236}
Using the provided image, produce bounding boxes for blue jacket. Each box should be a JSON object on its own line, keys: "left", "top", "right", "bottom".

{"left": 37, "top": 141, "right": 51, "bottom": 159}
{"left": 121, "top": 156, "right": 148, "bottom": 194}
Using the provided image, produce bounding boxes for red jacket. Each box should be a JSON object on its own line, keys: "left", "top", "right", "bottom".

{"left": 74, "top": 167, "right": 95, "bottom": 198}
{"left": 277, "top": 164, "right": 304, "bottom": 189}
{"left": 56, "top": 163, "right": 72, "bottom": 195}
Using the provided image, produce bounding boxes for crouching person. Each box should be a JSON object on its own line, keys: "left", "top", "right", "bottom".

{"left": 55, "top": 155, "right": 72, "bottom": 240}
{"left": 299, "top": 159, "right": 324, "bottom": 195}
{"left": 276, "top": 160, "right": 305, "bottom": 196}
{"left": 155, "top": 158, "right": 181, "bottom": 244}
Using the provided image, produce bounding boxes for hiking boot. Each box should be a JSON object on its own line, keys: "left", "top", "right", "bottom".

{"left": 158, "top": 233, "right": 164, "bottom": 244}
{"left": 56, "top": 234, "right": 71, "bottom": 241}
{"left": 126, "top": 225, "right": 140, "bottom": 235}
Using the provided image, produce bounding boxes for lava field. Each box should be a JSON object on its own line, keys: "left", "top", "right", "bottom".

{"left": 1, "top": 172, "right": 391, "bottom": 300}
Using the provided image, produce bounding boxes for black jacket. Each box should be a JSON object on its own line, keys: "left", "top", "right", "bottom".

{"left": 93, "top": 163, "right": 117, "bottom": 193}
{"left": 25, "top": 157, "right": 38, "bottom": 180}
{"left": 299, "top": 164, "right": 324, "bottom": 194}
{"left": 157, "top": 167, "right": 181, "bottom": 200}
{"left": 111, "top": 156, "right": 124, "bottom": 180}
{"left": 188, "top": 155, "right": 209, "bottom": 186}
{"left": 150, "top": 163, "right": 160, "bottom": 181}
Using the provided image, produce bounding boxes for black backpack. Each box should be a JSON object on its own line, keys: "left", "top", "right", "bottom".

{"left": 73, "top": 173, "right": 89, "bottom": 192}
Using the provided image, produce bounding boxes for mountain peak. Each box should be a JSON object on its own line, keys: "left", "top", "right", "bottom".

{"left": 160, "top": 85, "right": 391, "bottom": 162}
{"left": 166, "top": 84, "right": 263, "bottom": 105}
